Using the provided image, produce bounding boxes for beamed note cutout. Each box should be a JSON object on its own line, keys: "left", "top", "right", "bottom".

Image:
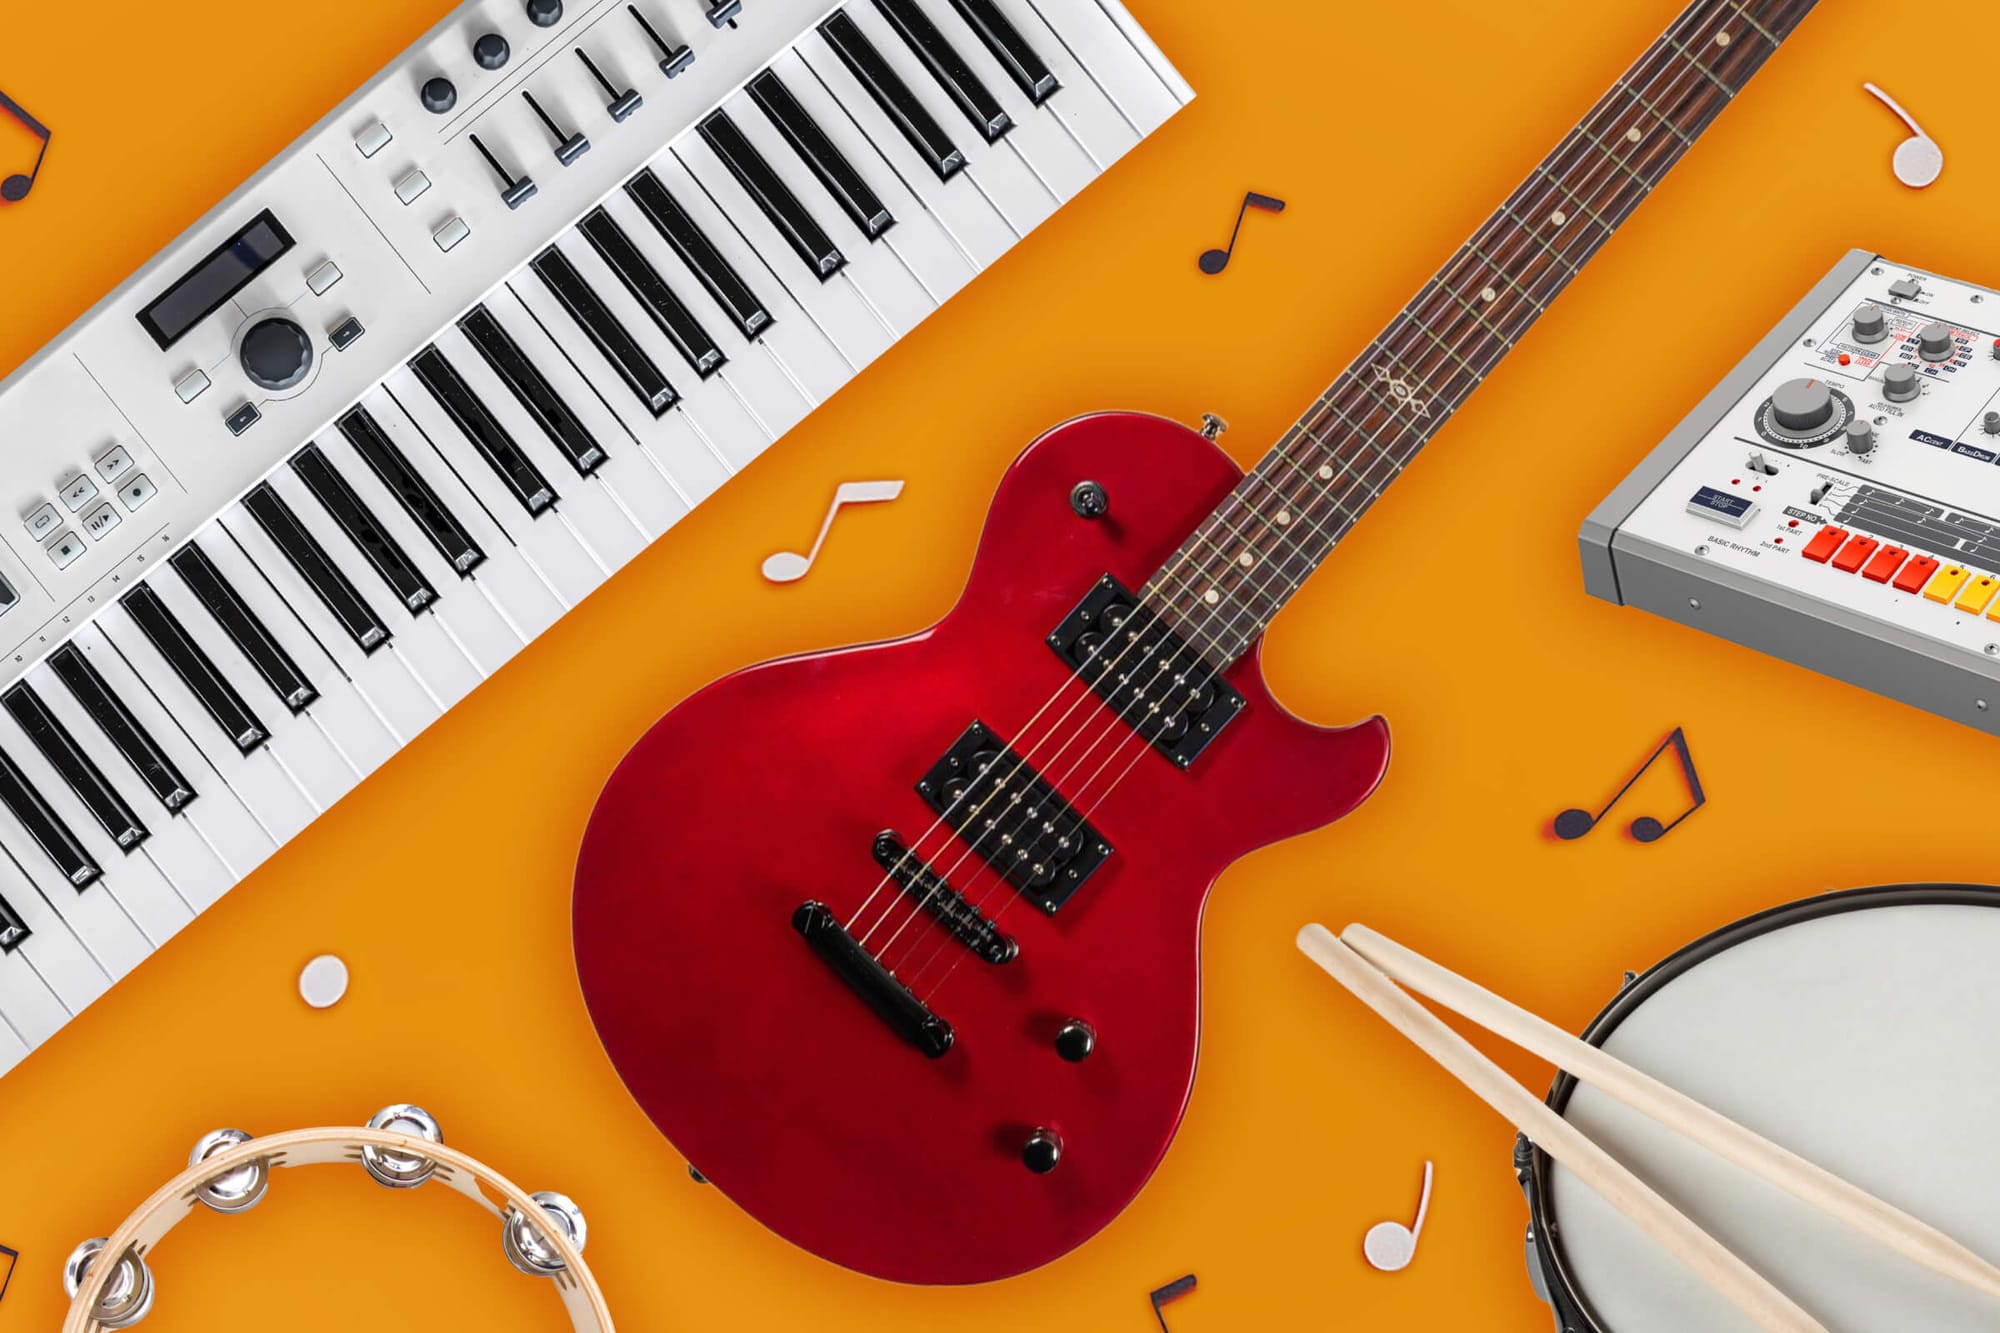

{"left": 572, "top": 0, "right": 1820, "bottom": 1287}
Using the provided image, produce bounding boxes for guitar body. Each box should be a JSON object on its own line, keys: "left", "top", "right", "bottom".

{"left": 573, "top": 411, "right": 1390, "bottom": 1284}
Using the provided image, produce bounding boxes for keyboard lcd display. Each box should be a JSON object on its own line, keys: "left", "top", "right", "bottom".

{"left": 137, "top": 210, "right": 295, "bottom": 350}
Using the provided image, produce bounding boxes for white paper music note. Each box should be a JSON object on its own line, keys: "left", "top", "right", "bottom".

{"left": 1363, "top": 1160, "right": 1433, "bottom": 1273}
{"left": 760, "top": 480, "right": 904, "bottom": 583}
{"left": 1864, "top": 83, "right": 1943, "bottom": 189}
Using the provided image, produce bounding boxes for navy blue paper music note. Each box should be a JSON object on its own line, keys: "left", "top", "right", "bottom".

{"left": 1150, "top": 1273, "right": 1197, "bottom": 1330}
{"left": 0, "top": 90, "right": 52, "bottom": 203}
{"left": 1554, "top": 727, "right": 1706, "bottom": 844}
{"left": 1198, "top": 192, "right": 1284, "bottom": 274}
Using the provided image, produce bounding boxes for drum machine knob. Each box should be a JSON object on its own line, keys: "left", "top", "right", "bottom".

{"left": 1768, "top": 378, "right": 1835, "bottom": 434}
{"left": 240, "top": 317, "right": 313, "bottom": 392}
{"left": 1850, "top": 303, "right": 1888, "bottom": 343}
{"left": 1845, "top": 420, "right": 1875, "bottom": 455}
{"left": 1917, "top": 320, "right": 1957, "bottom": 362}
{"left": 1883, "top": 363, "right": 1921, "bottom": 403}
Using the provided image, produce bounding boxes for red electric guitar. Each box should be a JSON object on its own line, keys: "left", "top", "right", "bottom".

{"left": 574, "top": 0, "right": 1815, "bottom": 1284}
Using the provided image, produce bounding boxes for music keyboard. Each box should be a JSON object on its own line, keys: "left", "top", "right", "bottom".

{"left": 0, "top": 0, "right": 1190, "bottom": 1072}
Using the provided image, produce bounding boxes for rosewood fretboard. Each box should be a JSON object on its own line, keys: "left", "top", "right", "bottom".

{"left": 1147, "top": 0, "right": 1819, "bottom": 666}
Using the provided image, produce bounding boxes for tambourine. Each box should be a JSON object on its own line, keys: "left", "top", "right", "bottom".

{"left": 61, "top": 1104, "right": 613, "bottom": 1332}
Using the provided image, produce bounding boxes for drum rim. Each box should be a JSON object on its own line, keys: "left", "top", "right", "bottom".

{"left": 1519, "top": 881, "right": 2000, "bottom": 1331}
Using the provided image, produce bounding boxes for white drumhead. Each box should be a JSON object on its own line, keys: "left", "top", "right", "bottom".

{"left": 1548, "top": 895, "right": 2000, "bottom": 1331}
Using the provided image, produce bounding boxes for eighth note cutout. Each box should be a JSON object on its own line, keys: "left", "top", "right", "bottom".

{"left": 1198, "top": 191, "right": 1285, "bottom": 275}
{"left": 1364, "top": 1160, "right": 1433, "bottom": 1273}
{"left": 1553, "top": 726, "right": 1706, "bottom": 844}
{"left": 761, "top": 480, "right": 903, "bottom": 584}
{"left": 0, "top": 91, "right": 51, "bottom": 203}
{"left": 1149, "top": 1273, "right": 1197, "bottom": 1331}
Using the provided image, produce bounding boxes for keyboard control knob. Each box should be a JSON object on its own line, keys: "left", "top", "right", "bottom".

{"left": 1021, "top": 1129, "right": 1063, "bottom": 1175}
{"left": 474, "top": 33, "right": 511, "bottom": 70}
{"left": 526, "top": 0, "right": 563, "bottom": 25}
{"left": 1984, "top": 411, "right": 2000, "bottom": 436}
{"left": 421, "top": 76, "right": 457, "bottom": 114}
{"left": 1917, "top": 320, "right": 1957, "bottom": 362}
{"left": 1055, "top": 1019, "right": 1096, "bottom": 1062}
{"left": 1850, "top": 304, "right": 1888, "bottom": 343}
{"left": 1846, "top": 420, "right": 1875, "bottom": 455}
{"left": 240, "top": 318, "right": 313, "bottom": 392}
{"left": 1883, "top": 363, "right": 1921, "bottom": 403}
{"left": 1769, "top": 378, "right": 1835, "bottom": 434}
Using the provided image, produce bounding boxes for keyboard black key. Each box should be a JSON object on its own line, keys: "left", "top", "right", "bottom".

{"left": 168, "top": 545, "right": 319, "bottom": 714}
{"left": 818, "top": 12, "right": 965, "bottom": 182}
{"left": 0, "top": 890, "right": 25, "bottom": 951}
{"left": 949, "top": 0, "right": 1058, "bottom": 103}
{"left": 47, "top": 645, "right": 196, "bottom": 813}
{"left": 337, "top": 407, "right": 485, "bottom": 577}
{"left": 122, "top": 584, "right": 269, "bottom": 755}
{"left": 241, "top": 484, "right": 392, "bottom": 656}
{"left": 410, "top": 347, "right": 562, "bottom": 513}
{"left": 873, "top": 0, "right": 1011, "bottom": 143}
{"left": 292, "top": 445, "right": 439, "bottom": 614}
{"left": 0, "top": 747, "right": 98, "bottom": 886}
{"left": 626, "top": 171, "right": 773, "bottom": 341}
{"left": 460, "top": 306, "right": 615, "bottom": 477}
{"left": 2, "top": 684, "right": 147, "bottom": 851}
{"left": 697, "top": 109, "right": 846, "bottom": 281}
{"left": 575, "top": 210, "right": 727, "bottom": 379}
{"left": 527, "top": 249, "right": 679, "bottom": 418}
{"left": 748, "top": 69, "right": 895, "bottom": 240}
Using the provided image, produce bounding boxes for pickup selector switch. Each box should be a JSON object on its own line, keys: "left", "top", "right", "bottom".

{"left": 1055, "top": 1019, "right": 1096, "bottom": 1062}
{"left": 1917, "top": 320, "right": 1956, "bottom": 362}
{"left": 1883, "top": 363, "right": 1920, "bottom": 402}
{"left": 1851, "top": 304, "right": 1888, "bottom": 343}
{"left": 240, "top": 317, "right": 313, "bottom": 391}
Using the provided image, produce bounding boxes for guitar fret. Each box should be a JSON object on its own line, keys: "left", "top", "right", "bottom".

{"left": 1662, "top": 32, "right": 1740, "bottom": 97}
{"left": 1619, "top": 80, "right": 1698, "bottom": 146}
{"left": 1533, "top": 165, "right": 1614, "bottom": 232}
{"left": 1724, "top": 0, "right": 1779, "bottom": 44}
{"left": 1574, "top": 126, "right": 1659, "bottom": 191}
{"left": 1466, "top": 243, "right": 1548, "bottom": 311}
{"left": 1429, "top": 279, "right": 1519, "bottom": 346}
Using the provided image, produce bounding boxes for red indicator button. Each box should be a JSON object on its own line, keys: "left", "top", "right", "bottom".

{"left": 1802, "top": 526, "right": 1850, "bottom": 563}
{"left": 1838, "top": 352, "right": 1852, "bottom": 366}
{"left": 1831, "top": 535, "right": 1880, "bottom": 573}
{"left": 1893, "top": 554, "right": 1943, "bottom": 593}
{"left": 1862, "top": 545, "right": 1910, "bottom": 583}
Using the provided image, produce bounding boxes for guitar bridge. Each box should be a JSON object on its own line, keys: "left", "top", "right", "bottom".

{"left": 792, "top": 901, "right": 954, "bottom": 1059}
{"left": 873, "top": 831, "right": 1017, "bottom": 964}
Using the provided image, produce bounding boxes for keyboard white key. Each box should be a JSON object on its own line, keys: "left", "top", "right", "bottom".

{"left": 1026, "top": 0, "right": 1186, "bottom": 135}
{"left": 0, "top": 912, "right": 68, "bottom": 1052}
{"left": 978, "top": 0, "right": 1143, "bottom": 166}
{"left": 0, "top": 855, "right": 109, "bottom": 1015}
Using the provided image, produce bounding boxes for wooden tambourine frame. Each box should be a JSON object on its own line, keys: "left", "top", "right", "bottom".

{"left": 63, "top": 1125, "right": 614, "bottom": 1332}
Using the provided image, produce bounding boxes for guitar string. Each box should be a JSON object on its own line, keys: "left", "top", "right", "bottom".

{"left": 887, "top": 0, "right": 1770, "bottom": 991}
{"left": 899, "top": 0, "right": 1771, "bottom": 993}
{"left": 870, "top": 0, "right": 1756, "bottom": 975}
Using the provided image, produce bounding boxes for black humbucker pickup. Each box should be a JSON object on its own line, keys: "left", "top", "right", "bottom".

{"left": 873, "top": 832, "right": 1016, "bottom": 964}
{"left": 1047, "top": 574, "right": 1244, "bottom": 770}
{"left": 915, "top": 722, "right": 1110, "bottom": 916}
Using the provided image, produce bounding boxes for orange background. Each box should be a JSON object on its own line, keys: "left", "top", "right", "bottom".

{"left": 2, "top": 1, "right": 1997, "bottom": 1328}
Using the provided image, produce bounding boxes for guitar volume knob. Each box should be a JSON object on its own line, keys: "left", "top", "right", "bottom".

{"left": 1021, "top": 1129, "right": 1063, "bottom": 1174}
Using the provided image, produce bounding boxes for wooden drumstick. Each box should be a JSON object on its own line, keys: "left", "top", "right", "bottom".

{"left": 1295, "top": 924, "right": 1830, "bottom": 1333}
{"left": 1339, "top": 923, "right": 2000, "bottom": 1307}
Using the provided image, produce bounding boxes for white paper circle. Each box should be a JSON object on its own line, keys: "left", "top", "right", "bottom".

{"left": 299, "top": 955, "right": 349, "bottom": 1009}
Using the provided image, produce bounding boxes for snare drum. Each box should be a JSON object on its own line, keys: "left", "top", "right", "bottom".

{"left": 1520, "top": 884, "right": 2000, "bottom": 1331}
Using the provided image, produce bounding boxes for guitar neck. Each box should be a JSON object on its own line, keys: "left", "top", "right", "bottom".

{"left": 1147, "top": 0, "right": 1819, "bottom": 666}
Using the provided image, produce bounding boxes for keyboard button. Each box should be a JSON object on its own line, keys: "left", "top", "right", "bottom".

{"left": 577, "top": 210, "right": 727, "bottom": 379}
{"left": 241, "top": 483, "right": 392, "bottom": 654}
{"left": 529, "top": 246, "right": 679, "bottom": 418}
{"left": 226, "top": 403, "right": 261, "bottom": 436}
{"left": 93, "top": 445, "right": 136, "bottom": 483}
{"left": 330, "top": 317, "right": 366, "bottom": 351}
{"left": 460, "top": 305, "right": 614, "bottom": 473}
{"left": 292, "top": 445, "right": 438, "bottom": 613}
{"left": 59, "top": 474, "right": 99, "bottom": 512}
{"left": 624, "top": 170, "right": 773, "bottom": 341}
{"left": 817, "top": 11, "right": 965, "bottom": 181}
{"left": 23, "top": 503, "right": 59, "bottom": 541}
{"left": 0, "top": 746, "right": 101, "bottom": 887}
{"left": 396, "top": 169, "right": 432, "bottom": 205}
{"left": 434, "top": 216, "right": 472, "bottom": 252}
{"left": 874, "top": 0, "right": 1010, "bottom": 142}
{"left": 81, "top": 502, "right": 121, "bottom": 541}
{"left": 46, "top": 644, "right": 196, "bottom": 813}
{"left": 950, "top": 0, "right": 1056, "bottom": 103}
{"left": 2, "top": 685, "right": 147, "bottom": 850}
{"left": 749, "top": 69, "right": 895, "bottom": 240}
{"left": 45, "top": 530, "right": 84, "bottom": 569}
{"left": 119, "top": 474, "right": 158, "bottom": 510}
{"left": 697, "top": 110, "right": 845, "bottom": 280}
{"left": 0, "top": 577, "right": 14, "bottom": 616}
{"left": 307, "top": 261, "right": 343, "bottom": 296}
{"left": 175, "top": 370, "right": 211, "bottom": 404}
{"left": 120, "top": 584, "right": 268, "bottom": 754}
{"left": 355, "top": 121, "right": 393, "bottom": 157}
{"left": 168, "top": 544, "right": 318, "bottom": 711}
{"left": 336, "top": 407, "right": 485, "bottom": 576}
